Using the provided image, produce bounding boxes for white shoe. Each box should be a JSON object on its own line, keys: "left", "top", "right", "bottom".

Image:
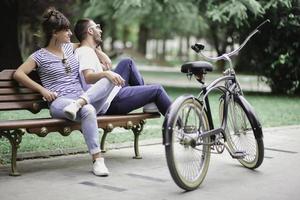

{"left": 63, "top": 101, "right": 81, "bottom": 120}
{"left": 143, "top": 103, "right": 159, "bottom": 113}
{"left": 93, "top": 157, "right": 109, "bottom": 176}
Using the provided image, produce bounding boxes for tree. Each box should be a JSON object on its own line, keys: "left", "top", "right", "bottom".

{"left": 237, "top": 0, "right": 300, "bottom": 95}
{"left": 196, "top": 0, "right": 264, "bottom": 70}
{"left": 84, "top": 0, "right": 200, "bottom": 58}
{"left": 0, "top": 0, "right": 22, "bottom": 70}
{"left": 0, "top": 0, "right": 83, "bottom": 71}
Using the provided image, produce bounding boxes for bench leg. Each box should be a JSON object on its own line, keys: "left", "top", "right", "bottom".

{"left": 132, "top": 121, "right": 145, "bottom": 159}
{"left": 0, "top": 129, "right": 24, "bottom": 176}
{"left": 100, "top": 130, "right": 109, "bottom": 153}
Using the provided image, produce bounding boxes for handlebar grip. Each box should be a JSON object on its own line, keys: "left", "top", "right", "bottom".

{"left": 191, "top": 43, "right": 205, "bottom": 53}
{"left": 256, "top": 19, "right": 270, "bottom": 31}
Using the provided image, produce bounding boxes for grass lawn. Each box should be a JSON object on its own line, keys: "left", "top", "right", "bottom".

{"left": 1, "top": 86, "right": 300, "bottom": 164}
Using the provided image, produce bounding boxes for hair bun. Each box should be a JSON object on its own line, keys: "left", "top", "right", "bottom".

{"left": 42, "top": 7, "right": 58, "bottom": 20}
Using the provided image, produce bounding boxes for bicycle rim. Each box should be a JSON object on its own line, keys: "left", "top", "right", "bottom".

{"left": 221, "top": 97, "right": 262, "bottom": 168}
{"left": 165, "top": 99, "right": 211, "bottom": 190}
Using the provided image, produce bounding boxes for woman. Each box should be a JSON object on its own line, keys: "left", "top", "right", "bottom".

{"left": 13, "top": 8, "right": 114, "bottom": 176}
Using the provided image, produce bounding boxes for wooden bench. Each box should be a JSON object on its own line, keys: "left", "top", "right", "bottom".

{"left": 0, "top": 69, "right": 160, "bottom": 176}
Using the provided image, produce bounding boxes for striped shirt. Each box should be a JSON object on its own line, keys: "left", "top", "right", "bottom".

{"left": 30, "top": 43, "right": 83, "bottom": 97}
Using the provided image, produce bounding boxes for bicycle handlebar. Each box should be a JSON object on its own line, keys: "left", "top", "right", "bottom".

{"left": 192, "top": 19, "right": 270, "bottom": 62}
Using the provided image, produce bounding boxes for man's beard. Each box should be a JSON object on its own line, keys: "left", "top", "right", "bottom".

{"left": 93, "top": 34, "right": 102, "bottom": 47}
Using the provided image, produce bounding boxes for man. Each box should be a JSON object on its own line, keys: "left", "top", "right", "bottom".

{"left": 74, "top": 18, "right": 172, "bottom": 117}
{"left": 72, "top": 19, "right": 172, "bottom": 176}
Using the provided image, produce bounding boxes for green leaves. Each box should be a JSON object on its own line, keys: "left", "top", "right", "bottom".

{"left": 206, "top": 0, "right": 264, "bottom": 27}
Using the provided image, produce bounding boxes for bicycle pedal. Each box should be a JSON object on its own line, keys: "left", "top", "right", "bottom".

{"left": 230, "top": 151, "right": 246, "bottom": 159}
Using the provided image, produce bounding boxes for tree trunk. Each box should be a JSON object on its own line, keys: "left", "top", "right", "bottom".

{"left": 138, "top": 23, "right": 149, "bottom": 55}
{"left": 185, "top": 35, "right": 190, "bottom": 61}
{"left": 110, "top": 19, "right": 116, "bottom": 51}
{"left": 155, "top": 39, "right": 159, "bottom": 59}
{"left": 161, "top": 38, "right": 166, "bottom": 61}
{"left": 0, "top": 0, "right": 22, "bottom": 70}
{"left": 122, "top": 25, "right": 129, "bottom": 48}
{"left": 177, "top": 36, "right": 183, "bottom": 59}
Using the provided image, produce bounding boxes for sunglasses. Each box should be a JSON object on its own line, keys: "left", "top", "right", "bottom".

{"left": 88, "top": 24, "right": 101, "bottom": 30}
{"left": 62, "top": 58, "right": 72, "bottom": 75}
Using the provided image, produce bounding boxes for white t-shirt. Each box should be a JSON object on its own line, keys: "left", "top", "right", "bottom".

{"left": 76, "top": 46, "right": 121, "bottom": 113}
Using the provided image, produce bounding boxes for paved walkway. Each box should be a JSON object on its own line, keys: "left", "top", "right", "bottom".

{"left": 0, "top": 125, "right": 300, "bottom": 200}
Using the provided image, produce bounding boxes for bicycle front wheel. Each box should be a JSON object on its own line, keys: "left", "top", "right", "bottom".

{"left": 220, "top": 95, "right": 264, "bottom": 169}
{"left": 164, "top": 97, "right": 211, "bottom": 191}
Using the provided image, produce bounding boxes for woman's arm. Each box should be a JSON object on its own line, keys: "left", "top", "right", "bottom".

{"left": 13, "top": 57, "right": 57, "bottom": 102}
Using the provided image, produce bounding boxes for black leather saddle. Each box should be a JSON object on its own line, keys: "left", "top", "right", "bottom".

{"left": 181, "top": 61, "right": 213, "bottom": 74}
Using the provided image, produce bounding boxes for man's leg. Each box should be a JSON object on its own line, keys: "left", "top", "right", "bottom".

{"left": 106, "top": 84, "right": 172, "bottom": 115}
{"left": 114, "top": 58, "right": 144, "bottom": 86}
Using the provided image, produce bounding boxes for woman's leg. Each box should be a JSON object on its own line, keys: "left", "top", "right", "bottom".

{"left": 106, "top": 84, "right": 172, "bottom": 115}
{"left": 114, "top": 58, "right": 144, "bottom": 86}
{"left": 50, "top": 97, "right": 101, "bottom": 155}
{"left": 51, "top": 97, "right": 109, "bottom": 176}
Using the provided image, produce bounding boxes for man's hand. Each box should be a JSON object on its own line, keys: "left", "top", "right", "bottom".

{"left": 95, "top": 48, "right": 112, "bottom": 70}
{"left": 105, "top": 71, "right": 125, "bottom": 87}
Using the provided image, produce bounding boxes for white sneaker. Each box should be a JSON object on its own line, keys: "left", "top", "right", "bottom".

{"left": 143, "top": 102, "right": 159, "bottom": 113}
{"left": 93, "top": 157, "right": 109, "bottom": 176}
{"left": 63, "top": 101, "right": 81, "bottom": 120}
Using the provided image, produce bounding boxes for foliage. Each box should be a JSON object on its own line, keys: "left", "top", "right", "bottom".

{"left": 17, "top": 0, "right": 85, "bottom": 58}
{"left": 237, "top": 0, "right": 300, "bottom": 95}
{"left": 84, "top": 0, "right": 201, "bottom": 48}
{"left": 196, "top": 0, "right": 265, "bottom": 58}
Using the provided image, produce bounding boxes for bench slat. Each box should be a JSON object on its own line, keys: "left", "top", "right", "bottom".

{"left": 0, "top": 94, "right": 42, "bottom": 102}
{"left": 0, "top": 88, "right": 37, "bottom": 94}
{"left": 0, "top": 70, "right": 40, "bottom": 81}
{"left": 0, "top": 70, "right": 14, "bottom": 80}
{"left": 0, "top": 81, "right": 17, "bottom": 88}
{"left": 0, "top": 113, "right": 160, "bottom": 130}
{"left": 0, "top": 101, "right": 47, "bottom": 111}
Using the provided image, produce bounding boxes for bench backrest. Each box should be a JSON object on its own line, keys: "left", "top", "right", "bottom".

{"left": 0, "top": 70, "right": 47, "bottom": 113}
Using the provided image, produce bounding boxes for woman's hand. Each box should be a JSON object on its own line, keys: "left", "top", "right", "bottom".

{"left": 40, "top": 88, "right": 58, "bottom": 102}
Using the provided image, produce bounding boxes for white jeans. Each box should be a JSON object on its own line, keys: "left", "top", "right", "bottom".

{"left": 50, "top": 78, "right": 115, "bottom": 155}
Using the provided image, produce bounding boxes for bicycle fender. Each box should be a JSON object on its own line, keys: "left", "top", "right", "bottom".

{"left": 236, "top": 95, "right": 263, "bottom": 139}
{"left": 162, "top": 95, "right": 202, "bottom": 146}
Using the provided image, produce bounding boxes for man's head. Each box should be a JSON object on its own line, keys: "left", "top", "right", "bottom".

{"left": 74, "top": 18, "right": 102, "bottom": 46}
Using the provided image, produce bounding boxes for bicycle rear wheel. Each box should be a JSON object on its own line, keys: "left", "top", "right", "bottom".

{"left": 164, "top": 97, "right": 211, "bottom": 191}
{"left": 219, "top": 95, "right": 264, "bottom": 169}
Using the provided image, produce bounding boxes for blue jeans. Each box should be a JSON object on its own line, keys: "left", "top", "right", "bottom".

{"left": 106, "top": 58, "right": 172, "bottom": 115}
{"left": 50, "top": 78, "right": 115, "bottom": 155}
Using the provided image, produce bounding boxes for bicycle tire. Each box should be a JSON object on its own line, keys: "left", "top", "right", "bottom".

{"left": 219, "top": 95, "right": 264, "bottom": 169}
{"left": 164, "top": 97, "right": 211, "bottom": 190}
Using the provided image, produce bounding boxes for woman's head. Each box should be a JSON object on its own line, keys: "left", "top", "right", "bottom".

{"left": 42, "top": 7, "right": 71, "bottom": 46}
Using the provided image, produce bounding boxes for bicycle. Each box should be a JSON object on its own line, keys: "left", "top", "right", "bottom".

{"left": 162, "top": 20, "right": 269, "bottom": 191}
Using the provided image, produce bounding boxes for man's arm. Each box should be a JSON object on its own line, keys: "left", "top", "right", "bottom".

{"left": 83, "top": 69, "right": 125, "bottom": 87}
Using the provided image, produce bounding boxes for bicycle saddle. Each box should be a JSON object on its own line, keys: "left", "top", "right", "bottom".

{"left": 181, "top": 61, "right": 213, "bottom": 74}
